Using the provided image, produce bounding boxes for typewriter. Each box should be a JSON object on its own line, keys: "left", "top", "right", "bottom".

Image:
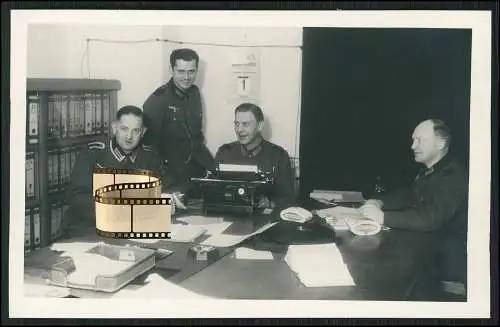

{"left": 191, "top": 163, "right": 275, "bottom": 216}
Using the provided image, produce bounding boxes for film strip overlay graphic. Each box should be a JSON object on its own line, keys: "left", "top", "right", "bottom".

{"left": 93, "top": 168, "right": 172, "bottom": 239}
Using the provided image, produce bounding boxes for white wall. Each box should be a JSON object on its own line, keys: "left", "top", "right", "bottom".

{"left": 27, "top": 25, "right": 71, "bottom": 78}
{"left": 27, "top": 24, "right": 303, "bottom": 159}
{"left": 27, "top": 24, "right": 164, "bottom": 109}
{"left": 161, "top": 26, "right": 303, "bottom": 158}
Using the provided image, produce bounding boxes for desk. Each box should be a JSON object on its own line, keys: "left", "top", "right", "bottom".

{"left": 24, "top": 205, "right": 441, "bottom": 301}
{"left": 178, "top": 227, "right": 440, "bottom": 300}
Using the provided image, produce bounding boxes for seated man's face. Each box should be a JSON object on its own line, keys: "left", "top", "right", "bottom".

{"left": 114, "top": 114, "right": 144, "bottom": 153}
{"left": 411, "top": 121, "right": 443, "bottom": 167}
{"left": 234, "top": 111, "right": 262, "bottom": 146}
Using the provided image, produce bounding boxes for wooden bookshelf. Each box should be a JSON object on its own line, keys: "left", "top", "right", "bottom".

{"left": 25, "top": 78, "right": 121, "bottom": 253}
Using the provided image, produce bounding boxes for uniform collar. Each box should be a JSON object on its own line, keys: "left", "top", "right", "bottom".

{"left": 110, "top": 138, "right": 138, "bottom": 163}
{"left": 416, "top": 153, "right": 451, "bottom": 180}
{"left": 240, "top": 136, "right": 264, "bottom": 158}
{"left": 167, "top": 78, "right": 192, "bottom": 99}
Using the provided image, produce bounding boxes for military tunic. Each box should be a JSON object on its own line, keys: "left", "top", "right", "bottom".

{"left": 64, "top": 137, "right": 166, "bottom": 232}
{"left": 214, "top": 139, "right": 296, "bottom": 209}
{"left": 373, "top": 155, "right": 469, "bottom": 283}
{"left": 143, "top": 78, "right": 215, "bottom": 192}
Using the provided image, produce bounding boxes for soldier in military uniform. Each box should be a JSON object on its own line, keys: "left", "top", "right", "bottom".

{"left": 359, "top": 119, "right": 469, "bottom": 301}
{"left": 215, "top": 103, "right": 296, "bottom": 210}
{"left": 63, "top": 105, "right": 172, "bottom": 235}
{"left": 142, "top": 48, "right": 215, "bottom": 195}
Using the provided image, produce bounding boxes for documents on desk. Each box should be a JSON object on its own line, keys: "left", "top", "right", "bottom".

{"left": 176, "top": 215, "right": 225, "bottom": 225}
{"left": 315, "top": 206, "right": 383, "bottom": 235}
{"left": 166, "top": 223, "right": 207, "bottom": 242}
{"left": 284, "top": 243, "right": 355, "bottom": 287}
{"left": 200, "top": 221, "right": 278, "bottom": 247}
{"left": 310, "top": 189, "right": 365, "bottom": 203}
{"left": 234, "top": 246, "right": 274, "bottom": 260}
{"left": 176, "top": 215, "right": 233, "bottom": 236}
{"left": 112, "top": 273, "right": 211, "bottom": 299}
{"left": 51, "top": 241, "right": 99, "bottom": 254}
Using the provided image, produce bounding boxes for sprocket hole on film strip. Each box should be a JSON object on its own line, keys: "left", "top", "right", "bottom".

{"left": 93, "top": 168, "right": 173, "bottom": 239}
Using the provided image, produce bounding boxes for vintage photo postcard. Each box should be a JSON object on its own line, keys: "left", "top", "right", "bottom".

{"left": 9, "top": 9, "right": 492, "bottom": 319}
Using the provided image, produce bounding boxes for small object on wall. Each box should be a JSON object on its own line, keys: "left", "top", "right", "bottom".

{"left": 230, "top": 48, "right": 261, "bottom": 103}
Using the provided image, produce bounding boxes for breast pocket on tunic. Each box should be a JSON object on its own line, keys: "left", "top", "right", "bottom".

{"left": 165, "top": 105, "right": 188, "bottom": 137}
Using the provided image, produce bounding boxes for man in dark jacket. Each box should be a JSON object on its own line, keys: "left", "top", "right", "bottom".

{"left": 143, "top": 48, "right": 215, "bottom": 194}
{"left": 215, "top": 103, "right": 296, "bottom": 211}
{"left": 64, "top": 105, "right": 171, "bottom": 235}
{"left": 359, "top": 118, "right": 469, "bottom": 300}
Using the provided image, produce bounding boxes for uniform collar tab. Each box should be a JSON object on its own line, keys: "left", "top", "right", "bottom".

{"left": 168, "top": 79, "right": 190, "bottom": 99}
{"left": 111, "top": 138, "right": 138, "bottom": 163}
{"left": 241, "top": 137, "right": 264, "bottom": 158}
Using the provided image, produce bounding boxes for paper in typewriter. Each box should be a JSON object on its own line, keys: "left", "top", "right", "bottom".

{"left": 93, "top": 168, "right": 172, "bottom": 239}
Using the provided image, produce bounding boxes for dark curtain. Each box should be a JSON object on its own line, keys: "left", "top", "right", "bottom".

{"left": 298, "top": 28, "right": 472, "bottom": 200}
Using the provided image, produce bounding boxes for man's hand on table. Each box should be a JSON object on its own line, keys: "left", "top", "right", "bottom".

{"left": 358, "top": 199, "right": 385, "bottom": 225}
{"left": 161, "top": 192, "right": 187, "bottom": 216}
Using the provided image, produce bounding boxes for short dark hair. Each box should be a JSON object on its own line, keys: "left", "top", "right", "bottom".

{"left": 116, "top": 105, "right": 144, "bottom": 121}
{"left": 235, "top": 103, "right": 264, "bottom": 122}
{"left": 431, "top": 118, "right": 452, "bottom": 150}
{"left": 170, "top": 48, "right": 199, "bottom": 68}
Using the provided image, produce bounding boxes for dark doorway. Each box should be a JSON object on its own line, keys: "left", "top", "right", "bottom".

{"left": 298, "top": 28, "right": 472, "bottom": 199}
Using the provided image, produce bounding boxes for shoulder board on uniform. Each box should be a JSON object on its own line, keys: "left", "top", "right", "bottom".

{"left": 141, "top": 144, "right": 153, "bottom": 152}
{"left": 87, "top": 141, "right": 105, "bottom": 150}
{"left": 219, "top": 142, "right": 236, "bottom": 151}
{"left": 152, "top": 84, "right": 167, "bottom": 96}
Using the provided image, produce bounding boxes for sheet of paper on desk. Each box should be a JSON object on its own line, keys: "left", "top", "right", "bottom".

{"left": 202, "top": 221, "right": 233, "bottom": 235}
{"left": 175, "top": 216, "right": 232, "bottom": 236}
{"left": 50, "top": 241, "right": 99, "bottom": 255}
{"left": 284, "top": 243, "right": 355, "bottom": 287}
{"left": 169, "top": 224, "right": 207, "bottom": 242}
{"left": 235, "top": 246, "right": 274, "bottom": 260}
{"left": 112, "top": 273, "right": 211, "bottom": 299}
{"left": 176, "top": 215, "right": 224, "bottom": 225}
{"left": 200, "top": 221, "right": 278, "bottom": 247}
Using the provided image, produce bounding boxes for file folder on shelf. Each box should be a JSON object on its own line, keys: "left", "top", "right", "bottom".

{"left": 27, "top": 93, "right": 40, "bottom": 144}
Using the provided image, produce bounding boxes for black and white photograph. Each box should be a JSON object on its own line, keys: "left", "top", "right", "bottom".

{"left": 9, "top": 9, "right": 492, "bottom": 319}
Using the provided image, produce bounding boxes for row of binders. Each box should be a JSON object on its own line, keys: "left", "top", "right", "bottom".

{"left": 47, "top": 146, "right": 83, "bottom": 194}
{"left": 27, "top": 92, "right": 111, "bottom": 144}
{"left": 26, "top": 145, "right": 84, "bottom": 200}
{"left": 25, "top": 202, "right": 68, "bottom": 253}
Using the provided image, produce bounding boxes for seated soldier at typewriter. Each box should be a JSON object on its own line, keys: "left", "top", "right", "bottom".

{"left": 63, "top": 105, "right": 178, "bottom": 236}
{"left": 214, "top": 103, "right": 296, "bottom": 210}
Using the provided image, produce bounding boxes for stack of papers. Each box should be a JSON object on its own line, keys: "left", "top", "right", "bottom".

{"left": 284, "top": 243, "right": 355, "bottom": 287}
{"left": 310, "top": 190, "right": 365, "bottom": 203}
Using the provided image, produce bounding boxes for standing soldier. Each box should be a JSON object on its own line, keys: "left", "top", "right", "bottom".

{"left": 142, "top": 48, "right": 215, "bottom": 197}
